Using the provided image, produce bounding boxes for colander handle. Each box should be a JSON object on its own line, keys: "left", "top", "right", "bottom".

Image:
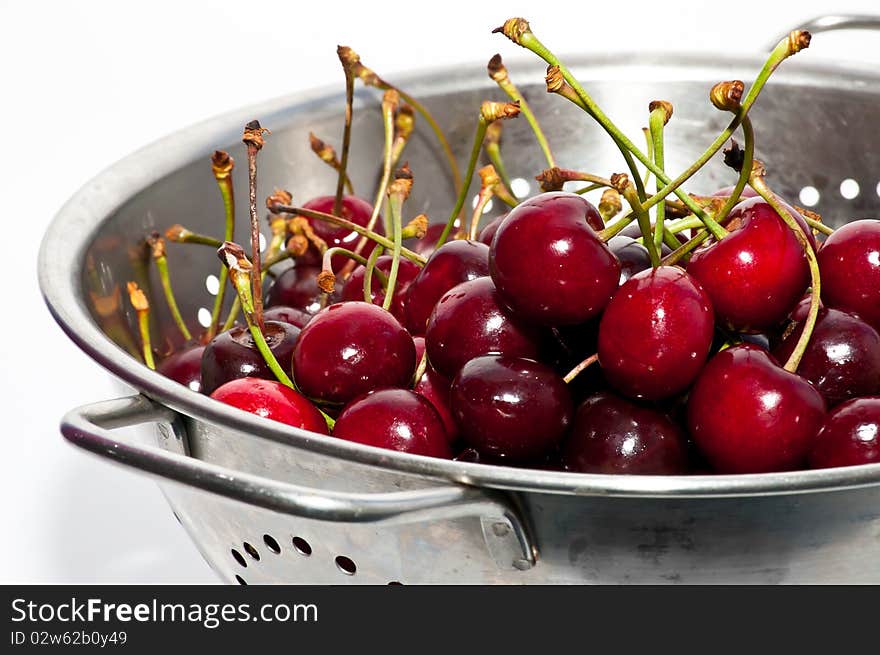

{"left": 767, "top": 14, "right": 880, "bottom": 49}
{"left": 61, "top": 394, "right": 536, "bottom": 571}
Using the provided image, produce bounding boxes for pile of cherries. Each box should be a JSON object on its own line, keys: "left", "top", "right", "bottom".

{"left": 143, "top": 27, "right": 880, "bottom": 477}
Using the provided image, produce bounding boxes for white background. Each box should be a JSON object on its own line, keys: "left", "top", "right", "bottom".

{"left": 2, "top": 0, "right": 879, "bottom": 583}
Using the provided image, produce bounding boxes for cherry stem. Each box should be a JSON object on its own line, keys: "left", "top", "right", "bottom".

{"left": 383, "top": 166, "right": 412, "bottom": 311}
{"left": 469, "top": 165, "right": 501, "bottom": 240}
{"left": 484, "top": 121, "right": 518, "bottom": 204}
{"left": 309, "top": 133, "right": 354, "bottom": 195}
{"left": 220, "top": 247, "right": 294, "bottom": 333}
{"left": 127, "top": 281, "right": 155, "bottom": 370}
{"left": 243, "top": 120, "right": 269, "bottom": 332}
{"left": 749, "top": 167, "right": 821, "bottom": 374}
{"left": 641, "top": 127, "right": 654, "bottom": 189}
{"left": 363, "top": 245, "right": 384, "bottom": 303}
{"left": 319, "top": 247, "right": 386, "bottom": 297}
{"left": 412, "top": 350, "right": 429, "bottom": 387}
{"left": 804, "top": 215, "right": 834, "bottom": 236}
{"left": 648, "top": 102, "right": 670, "bottom": 257}
{"left": 573, "top": 183, "right": 604, "bottom": 195}
{"left": 489, "top": 54, "right": 556, "bottom": 169}
{"left": 147, "top": 233, "right": 192, "bottom": 341}
{"left": 334, "top": 48, "right": 356, "bottom": 217}
{"left": 390, "top": 104, "right": 415, "bottom": 171}
{"left": 563, "top": 353, "right": 599, "bottom": 384}
{"left": 614, "top": 175, "right": 660, "bottom": 267}
{"left": 270, "top": 204, "right": 426, "bottom": 266}
{"left": 436, "top": 101, "right": 521, "bottom": 249}
{"left": 207, "top": 151, "right": 235, "bottom": 340}
{"left": 165, "top": 225, "right": 223, "bottom": 248}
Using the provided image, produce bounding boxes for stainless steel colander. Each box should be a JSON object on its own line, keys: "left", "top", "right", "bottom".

{"left": 40, "top": 17, "right": 880, "bottom": 583}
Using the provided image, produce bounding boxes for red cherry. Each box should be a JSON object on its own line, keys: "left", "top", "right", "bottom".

{"left": 809, "top": 397, "right": 880, "bottom": 469}
{"left": 772, "top": 308, "right": 880, "bottom": 407}
{"left": 298, "top": 195, "right": 383, "bottom": 269}
{"left": 265, "top": 266, "right": 328, "bottom": 314}
{"left": 477, "top": 213, "right": 507, "bottom": 246}
{"left": 333, "top": 389, "right": 451, "bottom": 458}
{"left": 817, "top": 219, "right": 880, "bottom": 332}
{"left": 562, "top": 392, "right": 688, "bottom": 474}
{"left": 687, "top": 197, "right": 813, "bottom": 332}
{"left": 687, "top": 344, "right": 826, "bottom": 473}
{"left": 292, "top": 302, "right": 415, "bottom": 405}
{"left": 489, "top": 192, "right": 620, "bottom": 325}
{"left": 597, "top": 266, "right": 715, "bottom": 400}
{"left": 262, "top": 305, "right": 313, "bottom": 329}
{"left": 210, "top": 377, "right": 328, "bottom": 433}
{"left": 403, "top": 239, "right": 490, "bottom": 335}
{"left": 340, "top": 255, "right": 420, "bottom": 323}
{"left": 412, "top": 337, "right": 458, "bottom": 443}
{"left": 607, "top": 235, "right": 652, "bottom": 285}
{"left": 157, "top": 344, "right": 206, "bottom": 392}
{"left": 425, "top": 276, "right": 545, "bottom": 379}
{"left": 409, "top": 223, "right": 447, "bottom": 258}
{"left": 450, "top": 355, "right": 572, "bottom": 462}
{"left": 201, "top": 321, "right": 299, "bottom": 395}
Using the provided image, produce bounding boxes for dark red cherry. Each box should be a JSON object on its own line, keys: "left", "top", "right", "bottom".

{"left": 210, "top": 377, "right": 328, "bottom": 433}
{"left": 425, "top": 277, "right": 545, "bottom": 379}
{"left": 340, "top": 255, "right": 420, "bottom": 323}
{"left": 687, "top": 197, "right": 813, "bottom": 332}
{"left": 157, "top": 344, "right": 206, "bottom": 392}
{"left": 292, "top": 302, "right": 415, "bottom": 405}
{"left": 265, "top": 266, "right": 328, "bottom": 314}
{"left": 262, "top": 305, "right": 313, "bottom": 329}
{"left": 773, "top": 308, "right": 880, "bottom": 406}
{"left": 597, "top": 266, "right": 714, "bottom": 400}
{"left": 412, "top": 337, "right": 458, "bottom": 443}
{"left": 477, "top": 213, "right": 507, "bottom": 246}
{"left": 562, "top": 392, "right": 688, "bottom": 474}
{"left": 333, "top": 389, "right": 451, "bottom": 458}
{"left": 607, "top": 235, "right": 652, "bottom": 285}
{"left": 409, "top": 223, "right": 447, "bottom": 258}
{"left": 298, "top": 195, "right": 383, "bottom": 269}
{"left": 450, "top": 355, "right": 572, "bottom": 461}
{"left": 201, "top": 321, "right": 300, "bottom": 395}
{"left": 687, "top": 344, "right": 826, "bottom": 473}
{"left": 817, "top": 219, "right": 880, "bottom": 332}
{"left": 809, "top": 397, "right": 880, "bottom": 469}
{"left": 403, "top": 239, "right": 490, "bottom": 335}
{"left": 489, "top": 192, "right": 620, "bottom": 325}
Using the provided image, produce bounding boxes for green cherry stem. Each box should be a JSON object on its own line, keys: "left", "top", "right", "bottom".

{"left": 363, "top": 244, "right": 384, "bottom": 303}
{"left": 535, "top": 167, "right": 614, "bottom": 192}
{"left": 469, "top": 165, "right": 500, "bottom": 240}
{"left": 147, "top": 232, "right": 192, "bottom": 341}
{"left": 804, "top": 216, "right": 834, "bottom": 236}
{"left": 219, "top": 247, "right": 294, "bottom": 333}
{"left": 127, "top": 281, "right": 155, "bottom": 370}
{"left": 383, "top": 166, "right": 412, "bottom": 311}
{"left": 207, "top": 150, "right": 236, "bottom": 340}
{"left": 710, "top": 81, "right": 754, "bottom": 226}
{"left": 484, "top": 120, "right": 518, "bottom": 204}
{"left": 613, "top": 174, "right": 660, "bottom": 267}
{"left": 648, "top": 101, "right": 672, "bottom": 256}
{"left": 389, "top": 104, "right": 415, "bottom": 171}
{"left": 641, "top": 127, "right": 654, "bottom": 189}
{"left": 164, "top": 224, "right": 223, "bottom": 248}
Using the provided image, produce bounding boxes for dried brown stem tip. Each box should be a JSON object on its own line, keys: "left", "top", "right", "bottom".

{"left": 404, "top": 214, "right": 429, "bottom": 239}
{"left": 610, "top": 172, "right": 631, "bottom": 194}
{"left": 750, "top": 159, "right": 768, "bottom": 180}
{"left": 648, "top": 100, "right": 674, "bottom": 124}
{"left": 709, "top": 80, "right": 744, "bottom": 112}
{"left": 535, "top": 167, "right": 566, "bottom": 192}
{"left": 599, "top": 188, "right": 622, "bottom": 218}
{"left": 211, "top": 150, "right": 234, "bottom": 178}
{"left": 217, "top": 241, "right": 252, "bottom": 273}
{"left": 545, "top": 65, "right": 565, "bottom": 94}
{"left": 383, "top": 88, "right": 400, "bottom": 109}
{"left": 287, "top": 234, "right": 309, "bottom": 257}
{"left": 723, "top": 140, "right": 746, "bottom": 172}
{"left": 127, "top": 281, "right": 149, "bottom": 312}
{"left": 316, "top": 270, "right": 337, "bottom": 293}
{"left": 337, "top": 45, "right": 380, "bottom": 86}
{"left": 478, "top": 164, "right": 501, "bottom": 189}
{"left": 146, "top": 231, "right": 166, "bottom": 259}
{"left": 492, "top": 17, "right": 532, "bottom": 46}
{"left": 388, "top": 163, "right": 414, "bottom": 199}
{"left": 487, "top": 54, "right": 509, "bottom": 83}
{"left": 395, "top": 105, "right": 415, "bottom": 139}
{"left": 788, "top": 30, "right": 811, "bottom": 55}
{"left": 485, "top": 120, "right": 503, "bottom": 145}
{"left": 164, "top": 224, "right": 190, "bottom": 243}
{"left": 242, "top": 120, "right": 270, "bottom": 150}
{"left": 309, "top": 133, "right": 338, "bottom": 164}
{"left": 481, "top": 100, "right": 521, "bottom": 123}
{"left": 266, "top": 188, "right": 293, "bottom": 212}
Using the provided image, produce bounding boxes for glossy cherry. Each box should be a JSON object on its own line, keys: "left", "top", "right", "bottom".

{"left": 403, "top": 239, "right": 490, "bottom": 335}
{"left": 200, "top": 321, "right": 300, "bottom": 395}
{"left": 333, "top": 389, "right": 451, "bottom": 458}
{"left": 298, "top": 195, "right": 383, "bottom": 269}
{"left": 687, "top": 196, "right": 813, "bottom": 332}
{"left": 598, "top": 266, "right": 715, "bottom": 400}
{"left": 265, "top": 266, "right": 329, "bottom": 314}
{"left": 562, "top": 392, "right": 688, "bottom": 474}
{"left": 809, "top": 397, "right": 880, "bottom": 469}
{"left": 489, "top": 192, "right": 620, "bottom": 325}
{"left": 817, "top": 219, "right": 880, "bottom": 332}
{"left": 340, "top": 255, "right": 420, "bottom": 323}
{"left": 425, "top": 276, "right": 545, "bottom": 379}
{"left": 158, "top": 344, "right": 206, "bottom": 392}
{"left": 773, "top": 308, "right": 880, "bottom": 406}
{"left": 450, "top": 355, "right": 573, "bottom": 462}
{"left": 687, "top": 344, "right": 826, "bottom": 473}
{"left": 292, "top": 301, "right": 415, "bottom": 405}
{"left": 263, "top": 305, "right": 313, "bottom": 329}
{"left": 210, "top": 377, "right": 328, "bottom": 433}
{"left": 412, "top": 337, "right": 458, "bottom": 443}
{"left": 607, "top": 235, "right": 652, "bottom": 285}
{"left": 477, "top": 213, "right": 507, "bottom": 246}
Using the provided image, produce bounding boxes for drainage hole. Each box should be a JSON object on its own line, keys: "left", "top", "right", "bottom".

{"left": 235, "top": 575, "right": 248, "bottom": 586}
{"left": 231, "top": 549, "right": 247, "bottom": 568}
{"left": 243, "top": 542, "right": 261, "bottom": 561}
{"left": 335, "top": 555, "right": 357, "bottom": 575}
{"left": 388, "top": 581, "right": 403, "bottom": 585}
{"left": 292, "top": 536, "right": 312, "bottom": 556}
{"left": 263, "top": 534, "right": 281, "bottom": 554}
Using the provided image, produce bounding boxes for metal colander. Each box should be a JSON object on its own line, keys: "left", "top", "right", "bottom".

{"left": 41, "top": 16, "right": 880, "bottom": 583}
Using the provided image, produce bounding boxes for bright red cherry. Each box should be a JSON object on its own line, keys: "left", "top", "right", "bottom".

{"left": 687, "top": 197, "right": 813, "bottom": 332}
{"left": 687, "top": 344, "right": 826, "bottom": 473}
{"left": 425, "top": 277, "right": 545, "bottom": 379}
{"left": 157, "top": 344, "right": 206, "bottom": 392}
{"left": 773, "top": 308, "right": 880, "bottom": 406}
{"left": 412, "top": 337, "right": 458, "bottom": 443}
{"left": 298, "top": 195, "right": 383, "bottom": 269}
{"left": 265, "top": 266, "right": 328, "bottom": 314}
{"left": 809, "top": 397, "right": 880, "bottom": 469}
{"left": 333, "top": 389, "right": 451, "bottom": 458}
{"left": 450, "top": 355, "right": 572, "bottom": 462}
{"left": 210, "top": 377, "right": 328, "bottom": 433}
{"left": 489, "top": 192, "right": 620, "bottom": 325}
{"left": 340, "top": 255, "right": 420, "bottom": 323}
{"left": 597, "top": 266, "right": 714, "bottom": 400}
{"left": 201, "top": 321, "right": 299, "bottom": 395}
{"left": 292, "top": 302, "right": 415, "bottom": 405}
{"left": 263, "top": 305, "right": 313, "bottom": 329}
{"left": 403, "top": 239, "right": 490, "bottom": 335}
{"left": 562, "top": 392, "right": 688, "bottom": 474}
{"left": 817, "top": 219, "right": 880, "bottom": 332}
